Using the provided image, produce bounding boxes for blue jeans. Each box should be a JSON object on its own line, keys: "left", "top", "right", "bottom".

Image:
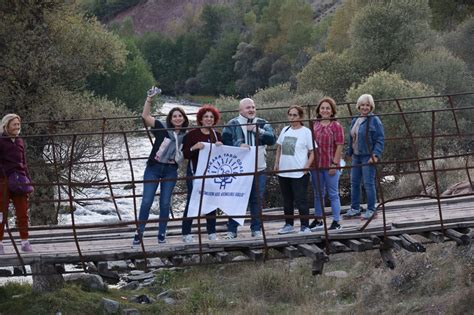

{"left": 182, "top": 164, "right": 216, "bottom": 235}
{"left": 227, "top": 172, "right": 266, "bottom": 234}
{"left": 137, "top": 162, "right": 178, "bottom": 238}
{"left": 311, "top": 169, "right": 341, "bottom": 222}
{"left": 350, "top": 154, "right": 376, "bottom": 212}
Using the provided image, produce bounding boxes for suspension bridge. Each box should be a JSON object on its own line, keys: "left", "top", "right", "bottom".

{"left": 1, "top": 92, "right": 472, "bottom": 277}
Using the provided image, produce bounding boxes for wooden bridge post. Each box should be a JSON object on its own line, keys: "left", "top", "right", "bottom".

{"left": 379, "top": 245, "right": 396, "bottom": 270}
{"left": 31, "top": 261, "right": 65, "bottom": 293}
{"left": 297, "top": 244, "right": 329, "bottom": 275}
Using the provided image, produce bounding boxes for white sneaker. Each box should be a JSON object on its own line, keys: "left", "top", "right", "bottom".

{"left": 298, "top": 227, "right": 311, "bottom": 234}
{"left": 251, "top": 230, "right": 262, "bottom": 238}
{"left": 278, "top": 224, "right": 295, "bottom": 235}
{"left": 208, "top": 233, "right": 218, "bottom": 241}
{"left": 182, "top": 234, "right": 194, "bottom": 243}
{"left": 21, "top": 241, "right": 33, "bottom": 252}
{"left": 224, "top": 232, "right": 237, "bottom": 239}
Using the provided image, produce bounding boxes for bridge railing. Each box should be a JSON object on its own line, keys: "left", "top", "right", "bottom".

{"left": 2, "top": 92, "right": 473, "bottom": 274}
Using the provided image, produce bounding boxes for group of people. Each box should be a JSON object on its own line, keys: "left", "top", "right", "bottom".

{"left": 0, "top": 89, "right": 384, "bottom": 253}
{"left": 131, "top": 88, "right": 385, "bottom": 245}
{"left": 274, "top": 95, "right": 384, "bottom": 237}
{"left": 131, "top": 89, "right": 277, "bottom": 245}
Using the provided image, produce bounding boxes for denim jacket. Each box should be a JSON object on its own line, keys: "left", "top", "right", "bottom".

{"left": 222, "top": 117, "right": 276, "bottom": 147}
{"left": 347, "top": 113, "right": 384, "bottom": 158}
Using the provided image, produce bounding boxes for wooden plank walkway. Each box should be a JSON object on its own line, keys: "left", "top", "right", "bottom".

{"left": 1, "top": 196, "right": 473, "bottom": 273}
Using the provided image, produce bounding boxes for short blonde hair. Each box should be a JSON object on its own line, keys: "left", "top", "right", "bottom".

{"left": 356, "top": 94, "right": 375, "bottom": 112}
{"left": 1, "top": 113, "right": 21, "bottom": 134}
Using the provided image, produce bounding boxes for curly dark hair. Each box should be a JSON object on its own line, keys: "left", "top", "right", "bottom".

{"left": 196, "top": 104, "right": 220, "bottom": 126}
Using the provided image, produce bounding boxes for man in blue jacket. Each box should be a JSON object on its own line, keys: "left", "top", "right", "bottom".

{"left": 222, "top": 98, "right": 276, "bottom": 238}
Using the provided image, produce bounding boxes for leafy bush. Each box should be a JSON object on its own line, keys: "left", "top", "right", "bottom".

{"left": 349, "top": 0, "right": 431, "bottom": 75}
{"left": 443, "top": 16, "right": 474, "bottom": 73}
{"left": 396, "top": 47, "right": 474, "bottom": 95}
{"left": 297, "top": 51, "right": 358, "bottom": 102}
{"left": 346, "top": 71, "right": 445, "bottom": 168}
{"left": 87, "top": 38, "right": 155, "bottom": 112}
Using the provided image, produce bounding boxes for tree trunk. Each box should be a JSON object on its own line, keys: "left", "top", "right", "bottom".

{"left": 27, "top": 139, "right": 58, "bottom": 226}
{"left": 27, "top": 139, "right": 62, "bottom": 291}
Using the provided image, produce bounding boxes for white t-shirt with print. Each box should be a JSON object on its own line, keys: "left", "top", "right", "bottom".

{"left": 277, "top": 126, "right": 314, "bottom": 178}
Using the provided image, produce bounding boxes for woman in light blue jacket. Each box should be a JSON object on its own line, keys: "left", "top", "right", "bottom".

{"left": 344, "top": 94, "right": 384, "bottom": 220}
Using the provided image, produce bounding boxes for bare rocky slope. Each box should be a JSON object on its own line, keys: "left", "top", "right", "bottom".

{"left": 111, "top": 0, "right": 342, "bottom": 35}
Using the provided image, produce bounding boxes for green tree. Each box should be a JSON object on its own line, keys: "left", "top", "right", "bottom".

{"left": 325, "top": 0, "right": 368, "bottom": 53}
{"left": 174, "top": 31, "right": 210, "bottom": 92}
{"left": 345, "top": 71, "right": 452, "bottom": 167}
{"left": 443, "top": 17, "right": 474, "bottom": 73}
{"left": 396, "top": 47, "right": 474, "bottom": 95}
{"left": 429, "top": 0, "right": 474, "bottom": 31}
{"left": 199, "top": 4, "right": 229, "bottom": 45}
{"left": 135, "top": 32, "right": 180, "bottom": 94}
{"left": 312, "top": 13, "right": 334, "bottom": 53}
{"left": 79, "top": 0, "right": 141, "bottom": 22}
{"left": 269, "top": 57, "right": 291, "bottom": 86}
{"left": 297, "top": 51, "right": 358, "bottom": 102}
{"left": 277, "top": 0, "right": 314, "bottom": 60}
{"left": 87, "top": 38, "right": 155, "bottom": 112}
{"left": 233, "top": 42, "right": 269, "bottom": 96}
{"left": 1, "top": 0, "right": 131, "bottom": 290}
{"left": 197, "top": 31, "right": 240, "bottom": 95}
{"left": 0, "top": 1, "right": 129, "bottom": 222}
{"left": 254, "top": 0, "right": 314, "bottom": 62}
{"left": 349, "top": 0, "right": 431, "bottom": 75}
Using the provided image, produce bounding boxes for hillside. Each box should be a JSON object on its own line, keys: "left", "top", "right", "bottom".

{"left": 110, "top": 0, "right": 342, "bottom": 35}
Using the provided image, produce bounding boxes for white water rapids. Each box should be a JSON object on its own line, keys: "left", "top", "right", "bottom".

{"left": 58, "top": 102, "right": 199, "bottom": 225}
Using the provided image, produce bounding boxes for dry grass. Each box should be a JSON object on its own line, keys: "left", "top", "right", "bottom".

{"left": 140, "top": 242, "right": 473, "bottom": 314}
{"left": 384, "top": 157, "right": 473, "bottom": 200}
{"left": 0, "top": 243, "right": 471, "bottom": 314}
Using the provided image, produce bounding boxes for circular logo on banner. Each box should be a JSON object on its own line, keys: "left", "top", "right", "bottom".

{"left": 208, "top": 153, "right": 244, "bottom": 189}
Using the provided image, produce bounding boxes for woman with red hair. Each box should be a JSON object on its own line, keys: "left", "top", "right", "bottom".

{"left": 181, "top": 105, "right": 222, "bottom": 242}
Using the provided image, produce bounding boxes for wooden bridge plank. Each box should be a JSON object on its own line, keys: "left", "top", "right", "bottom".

{"left": 445, "top": 229, "right": 471, "bottom": 245}
{"left": 0, "top": 197, "right": 472, "bottom": 270}
{"left": 297, "top": 244, "right": 328, "bottom": 261}
{"left": 329, "top": 241, "right": 348, "bottom": 253}
{"left": 343, "top": 239, "right": 365, "bottom": 252}
{"left": 243, "top": 249, "right": 264, "bottom": 261}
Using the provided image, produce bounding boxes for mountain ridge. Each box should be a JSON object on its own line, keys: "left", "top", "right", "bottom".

{"left": 110, "top": 0, "right": 342, "bottom": 35}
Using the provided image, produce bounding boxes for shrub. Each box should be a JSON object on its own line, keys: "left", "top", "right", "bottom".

{"left": 346, "top": 71, "right": 446, "bottom": 168}
{"left": 297, "top": 51, "right": 357, "bottom": 102}
{"left": 396, "top": 47, "right": 474, "bottom": 95}
{"left": 443, "top": 16, "right": 474, "bottom": 74}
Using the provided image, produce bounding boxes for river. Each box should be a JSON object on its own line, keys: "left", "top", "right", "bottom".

{"left": 58, "top": 102, "right": 199, "bottom": 225}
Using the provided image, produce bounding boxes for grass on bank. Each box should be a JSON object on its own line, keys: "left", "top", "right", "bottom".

{"left": 0, "top": 242, "right": 472, "bottom": 314}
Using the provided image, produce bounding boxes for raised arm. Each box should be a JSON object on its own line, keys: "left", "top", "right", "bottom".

{"left": 142, "top": 86, "right": 161, "bottom": 128}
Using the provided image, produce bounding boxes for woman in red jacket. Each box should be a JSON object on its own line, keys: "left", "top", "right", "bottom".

{"left": 0, "top": 114, "right": 33, "bottom": 254}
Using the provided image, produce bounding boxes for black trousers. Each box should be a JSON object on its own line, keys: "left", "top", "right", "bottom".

{"left": 278, "top": 174, "right": 310, "bottom": 228}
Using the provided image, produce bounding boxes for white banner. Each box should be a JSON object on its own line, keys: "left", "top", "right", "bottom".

{"left": 188, "top": 143, "right": 256, "bottom": 226}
